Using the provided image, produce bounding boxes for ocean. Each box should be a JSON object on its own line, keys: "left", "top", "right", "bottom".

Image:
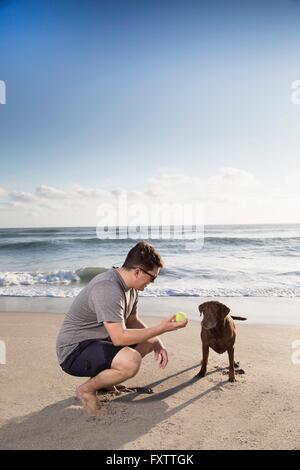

{"left": 0, "top": 224, "right": 300, "bottom": 299}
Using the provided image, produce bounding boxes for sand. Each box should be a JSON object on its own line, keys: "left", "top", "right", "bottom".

{"left": 1, "top": 307, "right": 300, "bottom": 450}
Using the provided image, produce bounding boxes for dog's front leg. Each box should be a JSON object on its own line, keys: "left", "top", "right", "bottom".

{"left": 197, "top": 343, "right": 209, "bottom": 378}
{"left": 228, "top": 346, "right": 236, "bottom": 382}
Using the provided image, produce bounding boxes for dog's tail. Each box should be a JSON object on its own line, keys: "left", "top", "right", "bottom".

{"left": 231, "top": 315, "right": 247, "bottom": 321}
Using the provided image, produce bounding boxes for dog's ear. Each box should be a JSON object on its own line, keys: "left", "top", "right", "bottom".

{"left": 221, "top": 304, "right": 230, "bottom": 318}
{"left": 198, "top": 302, "right": 207, "bottom": 314}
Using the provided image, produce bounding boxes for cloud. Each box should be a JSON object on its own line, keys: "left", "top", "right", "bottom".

{"left": 145, "top": 172, "right": 185, "bottom": 199}
{"left": 0, "top": 187, "right": 7, "bottom": 198}
{"left": 145, "top": 167, "right": 257, "bottom": 202}
{"left": 207, "top": 167, "right": 255, "bottom": 190}
{"left": 35, "top": 185, "right": 69, "bottom": 199}
{"left": 284, "top": 173, "right": 300, "bottom": 193}
{"left": 0, "top": 201, "right": 27, "bottom": 210}
{"left": 71, "top": 185, "right": 109, "bottom": 199}
{"left": 110, "top": 187, "right": 128, "bottom": 198}
{"left": 156, "top": 172, "right": 190, "bottom": 185}
{"left": 9, "top": 191, "right": 38, "bottom": 203}
{"left": 1, "top": 168, "right": 298, "bottom": 226}
{"left": 24, "top": 210, "right": 40, "bottom": 217}
{"left": 2, "top": 169, "right": 260, "bottom": 212}
{"left": 127, "top": 190, "right": 145, "bottom": 200}
{"left": 147, "top": 171, "right": 190, "bottom": 188}
{"left": 145, "top": 187, "right": 169, "bottom": 198}
{"left": 37, "top": 200, "right": 61, "bottom": 212}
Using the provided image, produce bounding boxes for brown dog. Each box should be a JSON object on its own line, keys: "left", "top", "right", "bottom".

{"left": 197, "top": 301, "right": 247, "bottom": 382}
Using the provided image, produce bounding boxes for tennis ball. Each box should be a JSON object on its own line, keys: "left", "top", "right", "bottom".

{"left": 175, "top": 311, "right": 187, "bottom": 322}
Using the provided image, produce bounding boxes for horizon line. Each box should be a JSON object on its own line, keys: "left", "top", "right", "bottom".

{"left": 0, "top": 222, "right": 300, "bottom": 230}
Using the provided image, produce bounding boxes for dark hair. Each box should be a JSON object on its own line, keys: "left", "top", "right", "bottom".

{"left": 123, "top": 241, "right": 164, "bottom": 271}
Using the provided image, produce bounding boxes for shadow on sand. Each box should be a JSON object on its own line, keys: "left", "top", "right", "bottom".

{"left": 0, "top": 363, "right": 230, "bottom": 449}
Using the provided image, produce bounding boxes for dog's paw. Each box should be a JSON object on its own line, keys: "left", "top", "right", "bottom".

{"left": 195, "top": 369, "right": 206, "bottom": 379}
{"left": 228, "top": 376, "right": 236, "bottom": 383}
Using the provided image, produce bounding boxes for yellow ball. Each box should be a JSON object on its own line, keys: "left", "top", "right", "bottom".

{"left": 175, "top": 311, "right": 187, "bottom": 322}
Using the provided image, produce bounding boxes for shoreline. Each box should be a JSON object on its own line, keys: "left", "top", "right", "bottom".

{"left": 0, "top": 295, "right": 300, "bottom": 325}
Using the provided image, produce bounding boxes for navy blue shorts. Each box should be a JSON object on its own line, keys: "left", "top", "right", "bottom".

{"left": 60, "top": 339, "right": 137, "bottom": 378}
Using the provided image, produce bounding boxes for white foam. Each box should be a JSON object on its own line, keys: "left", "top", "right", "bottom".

{"left": 0, "top": 284, "right": 82, "bottom": 298}
{"left": 0, "top": 271, "right": 299, "bottom": 298}
{"left": 0, "top": 270, "right": 80, "bottom": 287}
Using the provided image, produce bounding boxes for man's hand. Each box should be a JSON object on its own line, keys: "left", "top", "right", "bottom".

{"left": 153, "top": 339, "right": 168, "bottom": 369}
{"left": 159, "top": 314, "right": 188, "bottom": 333}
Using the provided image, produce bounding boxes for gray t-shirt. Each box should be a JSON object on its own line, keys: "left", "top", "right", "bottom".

{"left": 56, "top": 267, "right": 138, "bottom": 364}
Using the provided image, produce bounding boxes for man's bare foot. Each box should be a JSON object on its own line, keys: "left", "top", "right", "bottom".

{"left": 76, "top": 385, "right": 99, "bottom": 415}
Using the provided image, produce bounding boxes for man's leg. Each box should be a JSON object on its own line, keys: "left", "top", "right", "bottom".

{"left": 98, "top": 340, "right": 156, "bottom": 394}
{"left": 76, "top": 346, "right": 141, "bottom": 414}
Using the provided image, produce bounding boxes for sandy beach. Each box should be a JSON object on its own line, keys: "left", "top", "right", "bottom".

{"left": 1, "top": 299, "right": 300, "bottom": 450}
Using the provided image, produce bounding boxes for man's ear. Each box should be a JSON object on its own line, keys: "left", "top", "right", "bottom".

{"left": 133, "top": 268, "right": 140, "bottom": 278}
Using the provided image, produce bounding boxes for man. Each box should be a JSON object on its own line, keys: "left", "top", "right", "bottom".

{"left": 56, "top": 240, "right": 188, "bottom": 414}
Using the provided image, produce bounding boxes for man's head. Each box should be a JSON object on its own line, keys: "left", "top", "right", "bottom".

{"left": 122, "top": 241, "right": 164, "bottom": 290}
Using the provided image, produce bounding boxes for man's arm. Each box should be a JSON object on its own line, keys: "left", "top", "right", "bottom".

{"left": 126, "top": 313, "right": 148, "bottom": 329}
{"left": 104, "top": 315, "right": 187, "bottom": 347}
{"left": 126, "top": 313, "right": 164, "bottom": 349}
{"left": 126, "top": 313, "right": 168, "bottom": 367}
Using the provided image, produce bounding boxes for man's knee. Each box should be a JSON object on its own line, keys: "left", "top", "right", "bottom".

{"left": 112, "top": 347, "right": 142, "bottom": 378}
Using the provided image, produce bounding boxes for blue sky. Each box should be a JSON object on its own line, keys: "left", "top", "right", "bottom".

{"left": 1, "top": 0, "right": 300, "bottom": 227}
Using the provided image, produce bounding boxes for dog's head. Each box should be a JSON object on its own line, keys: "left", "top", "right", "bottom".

{"left": 198, "top": 301, "right": 230, "bottom": 329}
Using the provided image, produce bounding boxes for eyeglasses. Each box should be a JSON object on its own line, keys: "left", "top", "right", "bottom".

{"left": 132, "top": 266, "right": 158, "bottom": 283}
